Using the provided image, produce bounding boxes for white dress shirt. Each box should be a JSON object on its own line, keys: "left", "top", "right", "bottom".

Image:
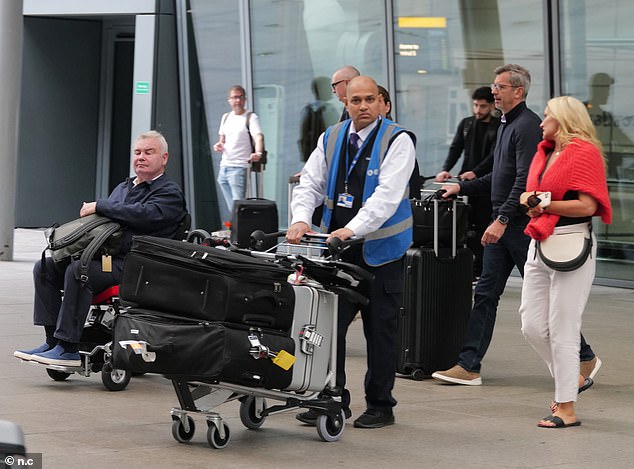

{"left": 291, "top": 119, "right": 415, "bottom": 237}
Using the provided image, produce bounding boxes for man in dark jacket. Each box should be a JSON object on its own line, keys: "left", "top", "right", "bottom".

{"left": 432, "top": 64, "right": 543, "bottom": 385}
{"left": 436, "top": 86, "right": 500, "bottom": 278}
{"left": 14, "top": 130, "right": 187, "bottom": 367}
{"left": 432, "top": 65, "right": 600, "bottom": 386}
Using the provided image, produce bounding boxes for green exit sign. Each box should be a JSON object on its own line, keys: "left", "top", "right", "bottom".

{"left": 135, "top": 81, "right": 150, "bottom": 94}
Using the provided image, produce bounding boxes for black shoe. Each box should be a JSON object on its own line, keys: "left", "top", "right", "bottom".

{"left": 295, "top": 408, "right": 352, "bottom": 426}
{"left": 353, "top": 409, "right": 395, "bottom": 429}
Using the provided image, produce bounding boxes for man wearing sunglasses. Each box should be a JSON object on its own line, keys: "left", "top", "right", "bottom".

{"left": 330, "top": 65, "right": 360, "bottom": 121}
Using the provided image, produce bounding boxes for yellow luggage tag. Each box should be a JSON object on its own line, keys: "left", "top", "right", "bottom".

{"left": 272, "top": 350, "right": 296, "bottom": 370}
{"left": 102, "top": 254, "right": 112, "bottom": 272}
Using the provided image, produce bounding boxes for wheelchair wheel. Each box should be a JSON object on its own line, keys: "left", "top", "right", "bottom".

{"left": 101, "top": 367, "right": 131, "bottom": 391}
{"left": 46, "top": 368, "right": 71, "bottom": 381}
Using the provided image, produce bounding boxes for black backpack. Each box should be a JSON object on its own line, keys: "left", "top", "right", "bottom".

{"left": 298, "top": 102, "right": 326, "bottom": 162}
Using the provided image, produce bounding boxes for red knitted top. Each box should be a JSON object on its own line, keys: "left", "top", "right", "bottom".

{"left": 524, "top": 138, "right": 612, "bottom": 241}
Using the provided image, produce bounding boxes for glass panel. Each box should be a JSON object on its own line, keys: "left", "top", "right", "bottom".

{"left": 189, "top": 1, "right": 242, "bottom": 226}
{"left": 392, "top": 0, "right": 545, "bottom": 179}
{"left": 249, "top": 0, "right": 388, "bottom": 223}
{"left": 560, "top": 0, "right": 634, "bottom": 283}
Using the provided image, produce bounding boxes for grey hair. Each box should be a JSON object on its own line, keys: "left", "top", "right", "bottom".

{"left": 137, "top": 130, "right": 168, "bottom": 154}
{"left": 494, "top": 64, "right": 531, "bottom": 98}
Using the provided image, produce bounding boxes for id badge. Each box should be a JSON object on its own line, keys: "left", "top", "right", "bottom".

{"left": 337, "top": 192, "right": 354, "bottom": 208}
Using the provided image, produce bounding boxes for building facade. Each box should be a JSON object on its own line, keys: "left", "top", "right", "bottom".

{"left": 17, "top": 0, "right": 634, "bottom": 286}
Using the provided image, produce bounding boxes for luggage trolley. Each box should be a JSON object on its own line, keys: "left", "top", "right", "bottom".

{"left": 167, "top": 233, "right": 370, "bottom": 449}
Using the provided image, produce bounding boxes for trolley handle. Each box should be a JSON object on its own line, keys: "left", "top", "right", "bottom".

{"left": 326, "top": 236, "right": 363, "bottom": 259}
{"left": 249, "top": 230, "right": 287, "bottom": 251}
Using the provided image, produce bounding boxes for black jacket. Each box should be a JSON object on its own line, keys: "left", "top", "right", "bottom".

{"left": 459, "top": 102, "right": 542, "bottom": 223}
{"left": 443, "top": 115, "right": 500, "bottom": 177}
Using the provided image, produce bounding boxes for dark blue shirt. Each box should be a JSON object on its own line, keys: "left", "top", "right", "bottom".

{"left": 459, "top": 102, "right": 542, "bottom": 224}
{"left": 96, "top": 173, "right": 187, "bottom": 253}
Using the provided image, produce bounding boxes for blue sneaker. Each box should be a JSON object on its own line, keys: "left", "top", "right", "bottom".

{"left": 13, "top": 343, "right": 52, "bottom": 361}
{"left": 31, "top": 344, "right": 81, "bottom": 367}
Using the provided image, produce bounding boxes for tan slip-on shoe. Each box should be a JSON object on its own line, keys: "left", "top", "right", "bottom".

{"left": 431, "top": 364, "right": 482, "bottom": 385}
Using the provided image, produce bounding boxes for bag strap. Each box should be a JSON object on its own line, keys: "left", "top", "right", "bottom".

{"left": 77, "top": 222, "right": 122, "bottom": 283}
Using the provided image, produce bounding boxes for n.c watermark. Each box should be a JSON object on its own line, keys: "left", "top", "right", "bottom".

{"left": 2, "top": 454, "right": 42, "bottom": 469}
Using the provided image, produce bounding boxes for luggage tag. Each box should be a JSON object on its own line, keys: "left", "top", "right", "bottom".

{"left": 272, "top": 350, "right": 296, "bottom": 370}
{"left": 102, "top": 254, "right": 112, "bottom": 272}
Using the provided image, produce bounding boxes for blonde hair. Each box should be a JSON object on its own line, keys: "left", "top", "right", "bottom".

{"left": 546, "top": 95, "right": 605, "bottom": 161}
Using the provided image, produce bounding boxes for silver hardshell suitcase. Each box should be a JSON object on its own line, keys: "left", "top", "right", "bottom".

{"left": 285, "top": 285, "right": 337, "bottom": 393}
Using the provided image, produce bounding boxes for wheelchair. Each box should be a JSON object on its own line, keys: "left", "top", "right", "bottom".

{"left": 42, "top": 285, "right": 132, "bottom": 391}
{"left": 37, "top": 214, "right": 192, "bottom": 391}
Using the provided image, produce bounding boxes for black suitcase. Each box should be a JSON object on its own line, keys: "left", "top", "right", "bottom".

{"left": 397, "top": 247, "right": 472, "bottom": 379}
{"left": 411, "top": 195, "right": 469, "bottom": 249}
{"left": 111, "top": 308, "right": 295, "bottom": 389}
{"left": 231, "top": 198, "right": 278, "bottom": 250}
{"left": 397, "top": 193, "right": 473, "bottom": 379}
{"left": 119, "top": 236, "right": 295, "bottom": 331}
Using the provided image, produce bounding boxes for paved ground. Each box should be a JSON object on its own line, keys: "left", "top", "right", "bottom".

{"left": 1, "top": 228, "right": 634, "bottom": 468}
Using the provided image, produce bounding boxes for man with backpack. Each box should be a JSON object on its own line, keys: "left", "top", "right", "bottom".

{"left": 213, "top": 85, "right": 265, "bottom": 214}
{"left": 14, "top": 131, "right": 187, "bottom": 367}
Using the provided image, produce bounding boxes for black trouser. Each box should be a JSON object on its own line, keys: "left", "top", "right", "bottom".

{"left": 336, "top": 247, "right": 403, "bottom": 412}
{"left": 33, "top": 257, "right": 124, "bottom": 344}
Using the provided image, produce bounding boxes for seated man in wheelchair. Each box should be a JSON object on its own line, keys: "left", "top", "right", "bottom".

{"left": 14, "top": 130, "right": 187, "bottom": 367}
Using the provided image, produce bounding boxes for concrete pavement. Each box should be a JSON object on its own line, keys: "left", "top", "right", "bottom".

{"left": 2, "top": 228, "right": 634, "bottom": 468}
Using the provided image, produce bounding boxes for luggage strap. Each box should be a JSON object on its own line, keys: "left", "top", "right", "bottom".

{"left": 77, "top": 222, "right": 122, "bottom": 283}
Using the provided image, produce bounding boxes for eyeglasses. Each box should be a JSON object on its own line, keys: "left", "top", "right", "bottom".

{"left": 490, "top": 83, "right": 519, "bottom": 91}
{"left": 331, "top": 79, "right": 347, "bottom": 91}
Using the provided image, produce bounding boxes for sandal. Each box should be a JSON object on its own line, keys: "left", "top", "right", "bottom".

{"left": 538, "top": 415, "right": 581, "bottom": 428}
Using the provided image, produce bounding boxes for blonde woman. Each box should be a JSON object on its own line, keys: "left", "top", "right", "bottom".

{"left": 519, "top": 96, "right": 612, "bottom": 428}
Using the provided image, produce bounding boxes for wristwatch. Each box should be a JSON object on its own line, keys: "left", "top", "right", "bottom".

{"left": 496, "top": 214, "right": 509, "bottom": 225}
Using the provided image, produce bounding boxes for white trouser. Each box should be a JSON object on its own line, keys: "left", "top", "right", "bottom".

{"left": 519, "top": 223, "right": 597, "bottom": 403}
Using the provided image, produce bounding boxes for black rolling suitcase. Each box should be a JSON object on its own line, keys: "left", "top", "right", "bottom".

{"left": 119, "top": 236, "right": 295, "bottom": 331}
{"left": 111, "top": 308, "right": 295, "bottom": 389}
{"left": 231, "top": 198, "right": 279, "bottom": 250}
{"left": 397, "top": 193, "right": 473, "bottom": 379}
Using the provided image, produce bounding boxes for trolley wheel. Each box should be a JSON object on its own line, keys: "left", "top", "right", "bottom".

{"left": 207, "top": 422, "right": 231, "bottom": 449}
{"left": 101, "top": 367, "right": 131, "bottom": 391}
{"left": 46, "top": 368, "right": 71, "bottom": 381}
{"left": 171, "top": 415, "right": 196, "bottom": 443}
{"left": 411, "top": 368, "right": 425, "bottom": 381}
{"left": 239, "top": 396, "right": 266, "bottom": 429}
{"left": 316, "top": 410, "right": 345, "bottom": 442}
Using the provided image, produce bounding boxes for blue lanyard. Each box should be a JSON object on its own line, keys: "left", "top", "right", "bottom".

{"left": 344, "top": 129, "right": 375, "bottom": 191}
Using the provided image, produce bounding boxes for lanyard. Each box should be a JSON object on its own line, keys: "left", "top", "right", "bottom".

{"left": 343, "top": 127, "right": 376, "bottom": 192}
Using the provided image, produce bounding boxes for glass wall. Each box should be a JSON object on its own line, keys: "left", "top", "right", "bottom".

{"left": 560, "top": 0, "right": 634, "bottom": 283}
{"left": 249, "top": 0, "right": 389, "bottom": 222}
{"left": 187, "top": 0, "right": 632, "bottom": 285}
{"left": 392, "top": 0, "right": 546, "bottom": 177}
